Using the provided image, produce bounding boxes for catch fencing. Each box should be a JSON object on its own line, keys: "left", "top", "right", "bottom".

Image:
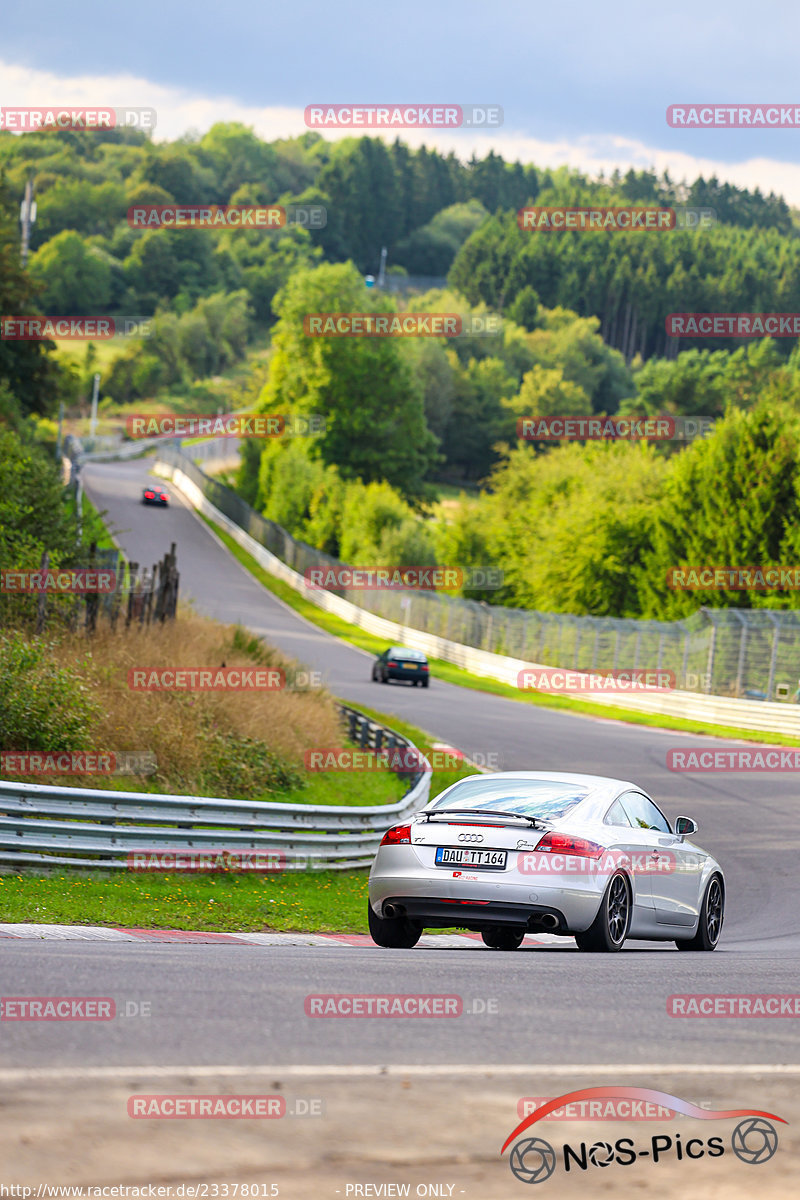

{"left": 0, "top": 706, "right": 431, "bottom": 873}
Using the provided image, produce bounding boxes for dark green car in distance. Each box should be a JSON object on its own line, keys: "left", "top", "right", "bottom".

{"left": 372, "top": 646, "right": 430, "bottom": 688}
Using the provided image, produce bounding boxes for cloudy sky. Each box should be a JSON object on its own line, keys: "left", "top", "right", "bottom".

{"left": 4, "top": 0, "right": 800, "bottom": 202}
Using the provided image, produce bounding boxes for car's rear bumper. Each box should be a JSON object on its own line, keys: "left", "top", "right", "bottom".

{"left": 378, "top": 894, "right": 572, "bottom": 933}
{"left": 369, "top": 850, "right": 606, "bottom": 926}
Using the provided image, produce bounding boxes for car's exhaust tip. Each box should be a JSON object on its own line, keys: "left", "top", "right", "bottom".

{"left": 530, "top": 913, "right": 559, "bottom": 929}
{"left": 383, "top": 903, "right": 404, "bottom": 919}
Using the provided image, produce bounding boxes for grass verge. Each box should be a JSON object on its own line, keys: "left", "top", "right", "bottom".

{"left": 199, "top": 511, "right": 800, "bottom": 748}
{"left": 0, "top": 869, "right": 367, "bottom": 933}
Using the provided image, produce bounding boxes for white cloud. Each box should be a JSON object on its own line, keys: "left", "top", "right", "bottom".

{"left": 2, "top": 59, "right": 799, "bottom": 205}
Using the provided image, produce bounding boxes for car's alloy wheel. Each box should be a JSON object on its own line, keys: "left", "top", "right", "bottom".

{"left": 575, "top": 871, "right": 630, "bottom": 952}
{"left": 675, "top": 876, "right": 724, "bottom": 951}
{"left": 481, "top": 927, "right": 524, "bottom": 950}
{"left": 367, "top": 901, "right": 422, "bottom": 948}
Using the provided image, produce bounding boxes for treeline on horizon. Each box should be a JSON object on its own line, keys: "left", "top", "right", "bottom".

{"left": 0, "top": 123, "right": 796, "bottom": 342}
{"left": 3, "top": 126, "right": 800, "bottom": 623}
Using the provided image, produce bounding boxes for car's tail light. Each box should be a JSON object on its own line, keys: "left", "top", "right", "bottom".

{"left": 421, "top": 664, "right": 429, "bottom": 671}
{"left": 145, "top": 491, "right": 154, "bottom": 498}
{"left": 380, "top": 824, "right": 411, "bottom": 845}
{"left": 387, "top": 660, "right": 398, "bottom": 668}
{"left": 536, "top": 831, "right": 604, "bottom": 858}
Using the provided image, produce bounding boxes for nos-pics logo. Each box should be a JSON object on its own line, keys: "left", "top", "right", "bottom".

{"left": 501, "top": 1087, "right": 785, "bottom": 1184}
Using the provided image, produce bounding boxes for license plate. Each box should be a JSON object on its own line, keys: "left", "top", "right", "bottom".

{"left": 405, "top": 663, "right": 419, "bottom": 669}
{"left": 434, "top": 847, "right": 507, "bottom": 869}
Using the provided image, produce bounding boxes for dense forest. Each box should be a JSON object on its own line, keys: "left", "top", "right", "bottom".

{"left": 2, "top": 124, "right": 800, "bottom": 620}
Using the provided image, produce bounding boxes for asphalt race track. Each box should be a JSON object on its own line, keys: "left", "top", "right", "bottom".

{"left": 2, "top": 455, "right": 797, "bottom": 1069}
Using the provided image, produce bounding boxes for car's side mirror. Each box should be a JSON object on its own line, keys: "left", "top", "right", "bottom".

{"left": 674, "top": 815, "right": 698, "bottom": 840}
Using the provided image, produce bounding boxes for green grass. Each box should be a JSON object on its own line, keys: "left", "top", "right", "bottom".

{"left": 0, "top": 869, "right": 368, "bottom": 933}
{"left": 277, "top": 766, "right": 407, "bottom": 807}
{"left": 197, "top": 512, "right": 800, "bottom": 748}
{"left": 53, "top": 338, "right": 132, "bottom": 371}
{"left": 8, "top": 759, "right": 409, "bottom": 805}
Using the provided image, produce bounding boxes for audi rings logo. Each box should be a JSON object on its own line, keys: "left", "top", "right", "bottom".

{"left": 458, "top": 832, "right": 484, "bottom": 843}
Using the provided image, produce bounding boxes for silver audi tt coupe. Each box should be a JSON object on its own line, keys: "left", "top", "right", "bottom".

{"left": 367, "top": 772, "right": 724, "bottom": 952}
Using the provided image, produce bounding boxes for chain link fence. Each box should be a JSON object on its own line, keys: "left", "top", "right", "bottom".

{"left": 160, "top": 445, "right": 800, "bottom": 702}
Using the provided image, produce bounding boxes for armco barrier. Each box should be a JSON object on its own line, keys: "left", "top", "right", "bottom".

{"left": 0, "top": 706, "right": 430, "bottom": 872}
{"left": 155, "top": 456, "right": 800, "bottom": 739}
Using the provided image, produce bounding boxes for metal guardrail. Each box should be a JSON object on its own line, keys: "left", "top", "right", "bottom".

{"left": 153, "top": 446, "right": 800, "bottom": 703}
{"left": 0, "top": 706, "right": 431, "bottom": 873}
{"left": 158, "top": 453, "right": 800, "bottom": 737}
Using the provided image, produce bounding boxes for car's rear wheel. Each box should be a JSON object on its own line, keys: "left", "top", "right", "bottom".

{"left": 367, "top": 901, "right": 422, "bottom": 948}
{"left": 575, "top": 871, "right": 630, "bottom": 952}
{"left": 675, "top": 875, "right": 724, "bottom": 951}
{"left": 481, "top": 927, "right": 524, "bottom": 950}
{"left": 381, "top": 671, "right": 389, "bottom": 684}
{"left": 422, "top": 678, "right": 429, "bottom": 688}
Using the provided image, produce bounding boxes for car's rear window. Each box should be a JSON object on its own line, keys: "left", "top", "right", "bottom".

{"left": 389, "top": 648, "right": 426, "bottom": 661}
{"left": 429, "top": 778, "right": 589, "bottom": 821}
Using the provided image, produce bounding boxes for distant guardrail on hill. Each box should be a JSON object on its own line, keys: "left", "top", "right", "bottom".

{"left": 152, "top": 445, "right": 800, "bottom": 709}
{"left": 0, "top": 706, "right": 431, "bottom": 873}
